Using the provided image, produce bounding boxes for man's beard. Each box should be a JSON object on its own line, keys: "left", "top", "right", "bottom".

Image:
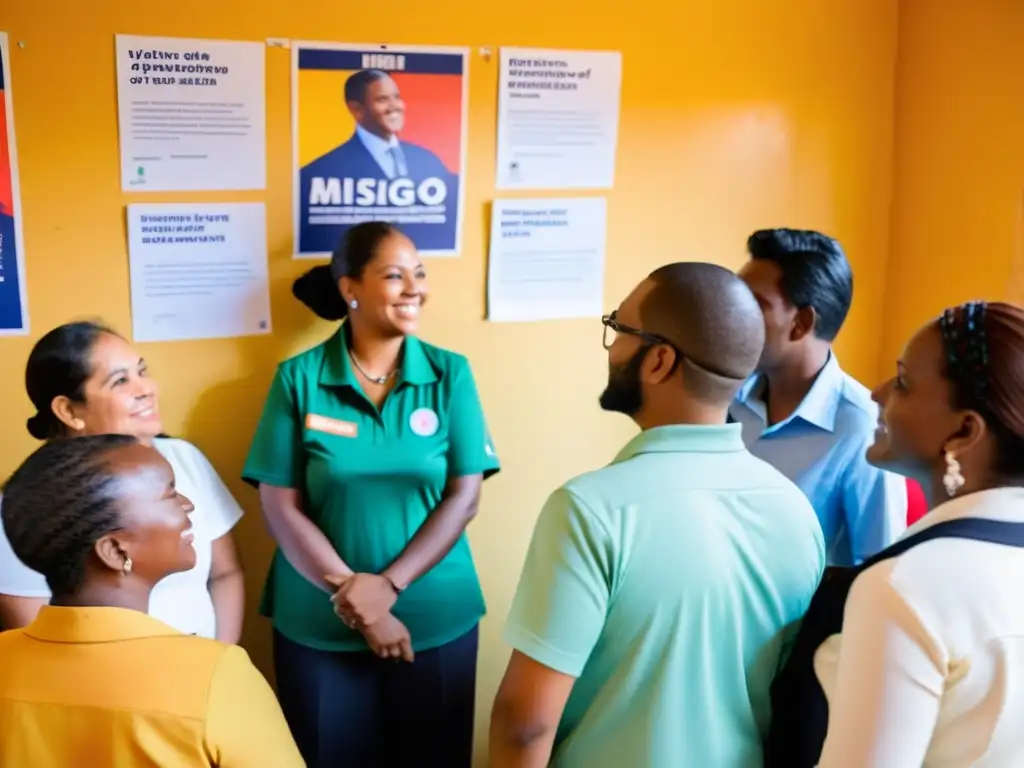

{"left": 599, "top": 346, "right": 648, "bottom": 416}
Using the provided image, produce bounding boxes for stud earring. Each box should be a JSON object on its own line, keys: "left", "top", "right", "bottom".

{"left": 943, "top": 450, "right": 965, "bottom": 497}
{"left": 350, "top": 299, "right": 358, "bottom": 310}
{"left": 122, "top": 555, "right": 133, "bottom": 574}
{"left": 72, "top": 419, "right": 85, "bottom": 431}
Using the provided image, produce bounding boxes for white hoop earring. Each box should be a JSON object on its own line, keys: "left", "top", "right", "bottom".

{"left": 349, "top": 299, "right": 358, "bottom": 310}
{"left": 943, "top": 450, "right": 965, "bottom": 497}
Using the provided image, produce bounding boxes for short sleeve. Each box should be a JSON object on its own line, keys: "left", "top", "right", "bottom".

{"left": 0, "top": 496, "right": 51, "bottom": 598}
{"left": 178, "top": 442, "right": 244, "bottom": 541}
{"left": 205, "top": 645, "right": 305, "bottom": 767}
{"left": 242, "top": 365, "right": 305, "bottom": 490}
{"left": 447, "top": 360, "right": 500, "bottom": 479}
{"left": 503, "top": 488, "right": 614, "bottom": 677}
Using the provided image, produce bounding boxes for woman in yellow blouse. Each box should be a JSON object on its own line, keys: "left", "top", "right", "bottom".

{"left": 0, "top": 434, "right": 303, "bottom": 767}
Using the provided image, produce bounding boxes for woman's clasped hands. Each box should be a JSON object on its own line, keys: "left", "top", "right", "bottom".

{"left": 326, "top": 574, "right": 414, "bottom": 663}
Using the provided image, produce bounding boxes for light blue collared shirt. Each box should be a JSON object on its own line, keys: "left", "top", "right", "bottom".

{"left": 729, "top": 354, "right": 907, "bottom": 566}
{"left": 355, "top": 125, "right": 407, "bottom": 179}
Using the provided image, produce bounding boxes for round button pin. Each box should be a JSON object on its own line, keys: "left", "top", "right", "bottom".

{"left": 410, "top": 408, "right": 439, "bottom": 437}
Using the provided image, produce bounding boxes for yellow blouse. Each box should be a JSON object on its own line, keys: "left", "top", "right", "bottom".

{"left": 0, "top": 605, "right": 304, "bottom": 767}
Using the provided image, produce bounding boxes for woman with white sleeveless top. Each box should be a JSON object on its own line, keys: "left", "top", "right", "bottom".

{"left": 0, "top": 321, "right": 245, "bottom": 640}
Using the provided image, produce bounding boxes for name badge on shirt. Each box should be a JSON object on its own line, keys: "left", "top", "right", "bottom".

{"left": 305, "top": 414, "right": 358, "bottom": 438}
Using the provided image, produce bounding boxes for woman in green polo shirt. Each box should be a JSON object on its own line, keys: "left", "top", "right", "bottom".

{"left": 243, "top": 221, "right": 499, "bottom": 768}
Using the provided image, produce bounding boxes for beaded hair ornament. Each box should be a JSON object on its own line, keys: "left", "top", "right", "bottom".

{"left": 938, "top": 300, "right": 990, "bottom": 408}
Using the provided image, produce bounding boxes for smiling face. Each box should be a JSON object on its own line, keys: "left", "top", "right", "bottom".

{"left": 95, "top": 443, "right": 197, "bottom": 583}
{"left": 350, "top": 74, "right": 406, "bottom": 139}
{"left": 340, "top": 231, "right": 428, "bottom": 338}
{"left": 54, "top": 333, "right": 162, "bottom": 440}
{"left": 867, "top": 321, "right": 976, "bottom": 483}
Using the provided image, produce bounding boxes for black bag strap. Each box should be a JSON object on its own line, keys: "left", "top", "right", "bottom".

{"left": 860, "top": 516, "right": 1024, "bottom": 573}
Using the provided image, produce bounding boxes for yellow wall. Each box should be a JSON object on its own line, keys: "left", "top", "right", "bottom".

{"left": 0, "top": 0, "right": 897, "bottom": 760}
{"left": 882, "top": 0, "right": 1024, "bottom": 368}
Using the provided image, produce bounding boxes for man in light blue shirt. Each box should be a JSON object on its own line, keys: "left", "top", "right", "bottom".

{"left": 490, "top": 263, "right": 825, "bottom": 768}
{"left": 730, "top": 228, "right": 906, "bottom": 566}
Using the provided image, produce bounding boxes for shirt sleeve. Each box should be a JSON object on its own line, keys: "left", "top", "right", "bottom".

{"left": 446, "top": 359, "right": 500, "bottom": 479}
{"left": 242, "top": 365, "right": 305, "bottom": 490}
{"left": 503, "top": 488, "right": 614, "bottom": 677}
{"left": 180, "top": 443, "right": 244, "bottom": 541}
{"left": 204, "top": 645, "right": 305, "bottom": 767}
{"left": 842, "top": 440, "right": 908, "bottom": 563}
{"left": 0, "top": 496, "right": 51, "bottom": 598}
{"left": 818, "top": 568, "right": 943, "bottom": 767}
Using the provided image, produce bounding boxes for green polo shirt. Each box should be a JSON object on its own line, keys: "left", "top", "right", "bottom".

{"left": 505, "top": 424, "right": 825, "bottom": 768}
{"left": 243, "top": 326, "right": 499, "bottom": 652}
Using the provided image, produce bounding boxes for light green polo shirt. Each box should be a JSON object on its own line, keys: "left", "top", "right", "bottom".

{"left": 505, "top": 424, "right": 825, "bottom": 768}
{"left": 243, "top": 326, "right": 499, "bottom": 652}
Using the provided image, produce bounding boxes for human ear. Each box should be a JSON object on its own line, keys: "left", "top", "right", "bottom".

{"left": 347, "top": 101, "right": 365, "bottom": 122}
{"left": 51, "top": 396, "right": 85, "bottom": 433}
{"left": 942, "top": 410, "right": 987, "bottom": 459}
{"left": 94, "top": 534, "right": 131, "bottom": 574}
{"left": 338, "top": 276, "right": 358, "bottom": 308}
{"left": 642, "top": 345, "right": 677, "bottom": 385}
{"left": 790, "top": 306, "right": 818, "bottom": 342}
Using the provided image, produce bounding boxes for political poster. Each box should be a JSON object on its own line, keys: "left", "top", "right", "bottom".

{"left": 292, "top": 43, "right": 468, "bottom": 258}
{"left": 0, "top": 32, "right": 27, "bottom": 335}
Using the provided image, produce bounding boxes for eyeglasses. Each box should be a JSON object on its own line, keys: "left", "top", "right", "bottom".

{"left": 601, "top": 311, "right": 740, "bottom": 381}
{"left": 601, "top": 311, "right": 672, "bottom": 351}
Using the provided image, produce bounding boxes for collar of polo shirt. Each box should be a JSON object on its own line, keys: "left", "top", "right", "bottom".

{"left": 613, "top": 423, "right": 746, "bottom": 464}
{"left": 318, "top": 324, "right": 439, "bottom": 388}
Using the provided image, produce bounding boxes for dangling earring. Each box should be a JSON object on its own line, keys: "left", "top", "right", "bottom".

{"left": 122, "top": 555, "right": 133, "bottom": 574}
{"left": 349, "top": 299, "right": 358, "bottom": 310}
{"left": 943, "top": 450, "right": 965, "bottom": 497}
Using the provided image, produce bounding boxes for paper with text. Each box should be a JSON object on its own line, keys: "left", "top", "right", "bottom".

{"left": 127, "top": 203, "right": 271, "bottom": 342}
{"left": 115, "top": 35, "right": 266, "bottom": 192}
{"left": 496, "top": 48, "right": 622, "bottom": 190}
{"left": 487, "top": 197, "right": 607, "bottom": 322}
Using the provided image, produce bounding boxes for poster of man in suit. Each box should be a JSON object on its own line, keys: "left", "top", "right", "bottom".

{"left": 0, "top": 33, "right": 28, "bottom": 335}
{"left": 293, "top": 43, "right": 467, "bottom": 257}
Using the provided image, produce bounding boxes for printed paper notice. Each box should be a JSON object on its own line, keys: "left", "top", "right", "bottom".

{"left": 127, "top": 203, "right": 271, "bottom": 343}
{"left": 0, "top": 33, "right": 28, "bottom": 335}
{"left": 487, "top": 198, "right": 606, "bottom": 322}
{"left": 116, "top": 35, "right": 266, "bottom": 192}
{"left": 496, "top": 48, "right": 622, "bottom": 190}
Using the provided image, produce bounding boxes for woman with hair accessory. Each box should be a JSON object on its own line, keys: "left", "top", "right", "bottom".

{"left": 244, "top": 221, "right": 500, "bottom": 767}
{"left": 815, "top": 301, "right": 1024, "bottom": 766}
{"left": 0, "top": 435, "right": 302, "bottom": 766}
{"left": 0, "top": 322, "right": 245, "bottom": 642}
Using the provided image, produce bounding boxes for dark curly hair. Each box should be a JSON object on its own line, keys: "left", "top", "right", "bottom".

{"left": 2, "top": 434, "right": 139, "bottom": 597}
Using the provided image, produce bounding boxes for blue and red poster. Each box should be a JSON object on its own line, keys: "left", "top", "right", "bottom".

{"left": 292, "top": 43, "right": 467, "bottom": 258}
{"left": 0, "top": 32, "right": 27, "bottom": 334}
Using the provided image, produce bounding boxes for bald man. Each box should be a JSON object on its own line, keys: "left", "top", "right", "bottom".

{"left": 490, "top": 263, "right": 826, "bottom": 768}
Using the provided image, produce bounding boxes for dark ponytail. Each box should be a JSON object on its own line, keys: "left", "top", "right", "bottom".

{"left": 292, "top": 221, "right": 402, "bottom": 320}
{"left": 24, "top": 321, "right": 118, "bottom": 441}
{"left": 292, "top": 266, "right": 349, "bottom": 321}
{"left": 26, "top": 413, "right": 50, "bottom": 441}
